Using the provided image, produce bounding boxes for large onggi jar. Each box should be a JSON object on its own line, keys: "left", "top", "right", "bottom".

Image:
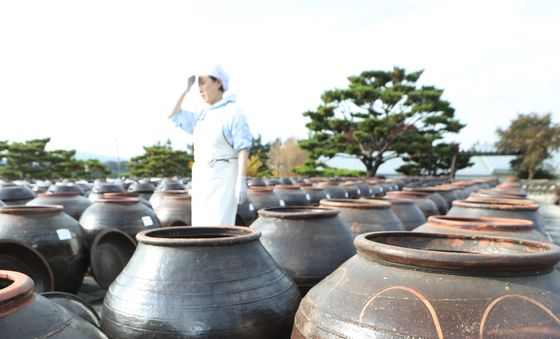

{"left": 293, "top": 232, "right": 560, "bottom": 338}
{"left": 101, "top": 226, "right": 300, "bottom": 338}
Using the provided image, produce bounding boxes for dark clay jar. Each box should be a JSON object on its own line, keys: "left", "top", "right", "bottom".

{"left": 273, "top": 185, "right": 311, "bottom": 206}
{"left": 79, "top": 197, "right": 160, "bottom": 246}
{"left": 432, "top": 185, "right": 462, "bottom": 205}
{"left": 251, "top": 207, "right": 355, "bottom": 295}
{"left": 48, "top": 183, "right": 86, "bottom": 196}
{"left": 0, "top": 270, "right": 107, "bottom": 339}
{"left": 319, "top": 199, "right": 405, "bottom": 236}
{"left": 404, "top": 187, "right": 449, "bottom": 214}
{"left": 386, "top": 191, "right": 440, "bottom": 218}
{"left": 247, "top": 186, "right": 286, "bottom": 210}
{"left": 103, "top": 192, "right": 153, "bottom": 209}
{"left": 101, "top": 226, "right": 301, "bottom": 339}
{"left": 300, "top": 186, "right": 329, "bottom": 206}
{"left": 0, "top": 206, "right": 88, "bottom": 293}
{"left": 148, "top": 189, "right": 189, "bottom": 211}
{"left": 314, "top": 182, "right": 349, "bottom": 199}
{"left": 414, "top": 216, "right": 550, "bottom": 243}
{"left": 340, "top": 182, "right": 362, "bottom": 199}
{"left": 292, "top": 232, "right": 560, "bottom": 338}
{"left": 154, "top": 194, "right": 192, "bottom": 227}
{"left": 447, "top": 199, "right": 548, "bottom": 236}
{"left": 365, "top": 197, "right": 426, "bottom": 231}
{"left": 0, "top": 184, "right": 36, "bottom": 205}
{"left": 26, "top": 192, "right": 92, "bottom": 220}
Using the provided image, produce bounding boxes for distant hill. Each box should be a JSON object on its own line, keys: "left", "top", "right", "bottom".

{"left": 75, "top": 152, "right": 129, "bottom": 162}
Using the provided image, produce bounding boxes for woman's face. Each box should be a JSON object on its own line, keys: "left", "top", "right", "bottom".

{"left": 198, "top": 75, "right": 223, "bottom": 104}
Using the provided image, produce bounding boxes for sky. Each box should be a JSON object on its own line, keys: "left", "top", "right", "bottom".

{"left": 1, "top": 0, "right": 559, "bottom": 161}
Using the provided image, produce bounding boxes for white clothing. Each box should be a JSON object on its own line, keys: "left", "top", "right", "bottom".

{"left": 191, "top": 104, "right": 238, "bottom": 226}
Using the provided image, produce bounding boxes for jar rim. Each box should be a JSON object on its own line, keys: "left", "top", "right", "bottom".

{"left": 0, "top": 270, "right": 35, "bottom": 317}
{"left": 426, "top": 216, "right": 534, "bottom": 232}
{"left": 452, "top": 199, "right": 538, "bottom": 211}
{"left": 136, "top": 226, "right": 261, "bottom": 246}
{"left": 0, "top": 205, "right": 63, "bottom": 215}
{"left": 320, "top": 199, "right": 391, "bottom": 209}
{"left": 354, "top": 231, "right": 560, "bottom": 275}
{"left": 257, "top": 206, "right": 339, "bottom": 219}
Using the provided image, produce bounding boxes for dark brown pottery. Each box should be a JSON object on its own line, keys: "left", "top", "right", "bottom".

{"left": 26, "top": 192, "right": 93, "bottom": 220}
{"left": 404, "top": 187, "right": 449, "bottom": 214}
{"left": 431, "top": 185, "right": 461, "bottom": 206}
{"left": 90, "top": 228, "right": 137, "bottom": 290}
{"left": 79, "top": 197, "right": 160, "bottom": 246}
{"left": 341, "top": 182, "right": 362, "bottom": 198}
{"left": 386, "top": 191, "right": 440, "bottom": 218}
{"left": 247, "top": 186, "right": 286, "bottom": 210}
{"left": 236, "top": 199, "right": 258, "bottom": 226}
{"left": 154, "top": 194, "right": 192, "bottom": 227}
{"left": 300, "top": 186, "right": 329, "bottom": 206}
{"left": 127, "top": 180, "right": 156, "bottom": 200}
{"left": 0, "top": 270, "right": 106, "bottom": 338}
{"left": 48, "top": 183, "right": 85, "bottom": 196}
{"left": 273, "top": 185, "right": 311, "bottom": 206}
{"left": 41, "top": 291, "right": 101, "bottom": 328}
{"left": 101, "top": 226, "right": 301, "bottom": 338}
{"left": 365, "top": 197, "right": 426, "bottom": 231}
{"left": 0, "top": 184, "right": 36, "bottom": 205}
{"left": 292, "top": 232, "right": 560, "bottom": 338}
{"left": 414, "top": 216, "right": 550, "bottom": 243}
{"left": 354, "top": 181, "right": 373, "bottom": 197}
{"left": 367, "top": 182, "right": 385, "bottom": 197}
{"left": 0, "top": 205, "right": 88, "bottom": 293}
{"left": 104, "top": 192, "right": 153, "bottom": 209}
{"left": 148, "top": 189, "right": 189, "bottom": 211}
{"left": 319, "top": 199, "right": 405, "bottom": 236}
{"left": 314, "top": 182, "right": 348, "bottom": 199}
{"left": 447, "top": 199, "right": 548, "bottom": 236}
{"left": 0, "top": 239, "right": 54, "bottom": 293}
{"left": 157, "top": 178, "right": 185, "bottom": 191}
{"left": 251, "top": 207, "right": 355, "bottom": 295}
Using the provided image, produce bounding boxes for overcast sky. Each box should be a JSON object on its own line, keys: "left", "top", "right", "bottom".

{"left": 1, "top": 0, "right": 559, "bottom": 161}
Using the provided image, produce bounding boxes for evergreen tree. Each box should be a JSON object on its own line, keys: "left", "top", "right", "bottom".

{"left": 299, "top": 67, "right": 464, "bottom": 177}
{"left": 127, "top": 143, "right": 193, "bottom": 178}
{"left": 496, "top": 113, "right": 560, "bottom": 180}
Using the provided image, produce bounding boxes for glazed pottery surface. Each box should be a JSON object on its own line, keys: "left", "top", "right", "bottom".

{"left": 0, "top": 270, "right": 107, "bottom": 338}
{"left": 0, "top": 205, "right": 88, "bottom": 293}
{"left": 102, "top": 226, "right": 300, "bottom": 338}
{"left": 293, "top": 232, "right": 560, "bottom": 338}
{"left": 319, "top": 199, "right": 405, "bottom": 235}
{"left": 251, "top": 207, "right": 355, "bottom": 295}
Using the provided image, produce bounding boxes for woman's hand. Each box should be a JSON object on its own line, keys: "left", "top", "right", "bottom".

{"left": 186, "top": 75, "right": 196, "bottom": 92}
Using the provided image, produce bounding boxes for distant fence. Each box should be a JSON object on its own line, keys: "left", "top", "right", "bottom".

{"left": 522, "top": 180, "right": 559, "bottom": 203}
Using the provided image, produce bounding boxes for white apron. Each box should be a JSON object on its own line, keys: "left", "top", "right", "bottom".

{"left": 191, "top": 108, "right": 238, "bottom": 226}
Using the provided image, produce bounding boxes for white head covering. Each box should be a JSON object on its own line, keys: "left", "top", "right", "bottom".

{"left": 199, "top": 64, "right": 229, "bottom": 92}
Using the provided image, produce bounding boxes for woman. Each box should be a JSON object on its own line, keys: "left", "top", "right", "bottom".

{"left": 168, "top": 64, "right": 252, "bottom": 226}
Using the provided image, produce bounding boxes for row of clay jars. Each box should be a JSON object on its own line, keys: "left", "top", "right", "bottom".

{"left": 0, "top": 205, "right": 88, "bottom": 293}
{"left": 292, "top": 231, "right": 560, "bottom": 338}
{"left": 102, "top": 226, "right": 301, "bottom": 338}
{"left": 0, "top": 270, "right": 107, "bottom": 338}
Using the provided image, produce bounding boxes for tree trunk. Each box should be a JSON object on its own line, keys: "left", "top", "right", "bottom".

{"left": 370, "top": 160, "right": 383, "bottom": 178}
{"left": 528, "top": 167, "right": 534, "bottom": 181}
{"left": 364, "top": 160, "right": 374, "bottom": 178}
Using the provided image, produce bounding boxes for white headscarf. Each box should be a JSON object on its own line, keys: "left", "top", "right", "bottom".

{"left": 199, "top": 64, "right": 229, "bottom": 92}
